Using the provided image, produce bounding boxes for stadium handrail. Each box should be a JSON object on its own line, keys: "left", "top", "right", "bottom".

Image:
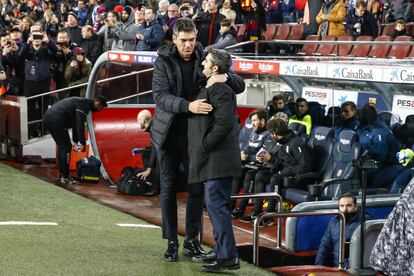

{"left": 253, "top": 210, "right": 346, "bottom": 268}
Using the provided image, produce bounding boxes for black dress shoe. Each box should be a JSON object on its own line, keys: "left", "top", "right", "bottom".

{"left": 183, "top": 239, "right": 206, "bottom": 258}
{"left": 164, "top": 240, "right": 179, "bottom": 261}
{"left": 192, "top": 250, "right": 216, "bottom": 263}
{"left": 201, "top": 257, "right": 240, "bottom": 272}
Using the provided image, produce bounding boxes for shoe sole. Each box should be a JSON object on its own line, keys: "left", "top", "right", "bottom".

{"left": 201, "top": 264, "right": 240, "bottom": 273}
{"left": 238, "top": 219, "right": 254, "bottom": 223}
{"left": 164, "top": 257, "right": 179, "bottom": 262}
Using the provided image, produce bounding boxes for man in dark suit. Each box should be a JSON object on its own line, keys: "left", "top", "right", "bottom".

{"left": 151, "top": 18, "right": 245, "bottom": 262}
{"left": 188, "top": 49, "right": 241, "bottom": 272}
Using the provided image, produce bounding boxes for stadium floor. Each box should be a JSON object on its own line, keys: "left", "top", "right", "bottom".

{"left": 0, "top": 162, "right": 274, "bottom": 275}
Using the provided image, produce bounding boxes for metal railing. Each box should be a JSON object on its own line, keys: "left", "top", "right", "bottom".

{"left": 252, "top": 209, "right": 346, "bottom": 269}
{"left": 22, "top": 68, "right": 154, "bottom": 142}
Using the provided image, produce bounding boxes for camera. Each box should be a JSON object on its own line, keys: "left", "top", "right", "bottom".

{"left": 32, "top": 34, "right": 43, "bottom": 40}
{"left": 6, "top": 40, "right": 11, "bottom": 47}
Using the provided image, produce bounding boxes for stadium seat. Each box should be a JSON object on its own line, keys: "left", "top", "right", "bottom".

{"left": 378, "top": 111, "right": 402, "bottom": 129}
{"left": 406, "top": 23, "right": 414, "bottom": 36}
{"left": 388, "top": 36, "right": 413, "bottom": 59}
{"left": 333, "top": 35, "right": 354, "bottom": 56}
{"left": 381, "top": 24, "right": 395, "bottom": 36}
{"left": 348, "top": 36, "right": 373, "bottom": 57}
{"left": 367, "top": 36, "right": 392, "bottom": 58}
{"left": 297, "top": 35, "right": 320, "bottom": 55}
{"left": 314, "top": 36, "right": 337, "bottom": 56}
{"left": 349, "top": 220, "right": 386, "bottom": 268}
{"left": 284, "top": 130, "right": 361, "bottom": 204}
{"left": 287, "top": 24, "right": 305, "bottom": 40}
{"left": 274, "top": 24, "right": 291, "bottom": 40}
{"left": 263, "top": 24, "right": 278, "bottom": 40}
{"left": 288, "top": 122, "right": 308, "bottom": 142}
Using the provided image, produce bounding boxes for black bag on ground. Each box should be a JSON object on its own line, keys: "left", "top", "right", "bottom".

{"left": 117, "top": 167, "right": 150, "bottom": 195}
{"left": 76, "top": 156, "right": 101, "bottom": 183}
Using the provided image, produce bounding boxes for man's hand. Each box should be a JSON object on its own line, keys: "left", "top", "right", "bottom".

{"left": 137, "top": 168, "right": 151, "bottom": 180}
{"left": 73, "top": 144, "right": 84, "bottom": 152}
{"left": 0, "top": 71, "right": 6, "bottom": 81}
{"left": 206, "top": 73, "right": 227, "bottom": 87}
{"left": 188, "top": 99, "right": 213, "bottom": 114}
{"left": 241, "top": 151, "right": 247, "bottom": 161}
{"left": 256, "top": 151, "right": 271, "bottom": 163}
{"left": 136, "top": 33, "right": 144, "bottom": 40}
{"left": 70, "top": 60, "right": 79, "bottom": 68}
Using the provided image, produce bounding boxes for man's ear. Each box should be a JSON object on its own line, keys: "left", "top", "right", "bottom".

{"left": 212, "top": 64, "right": 219, "bottom": 74}
{"left": 172, "top": 35, "right": 177, "bottom": 44}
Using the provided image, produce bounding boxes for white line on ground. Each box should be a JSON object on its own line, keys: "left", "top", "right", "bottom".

{"left": 116, "top": 223, "right": 161, "bottom": 229}
{"left": 0, "top": 221, "right": 58, "bottom": 226}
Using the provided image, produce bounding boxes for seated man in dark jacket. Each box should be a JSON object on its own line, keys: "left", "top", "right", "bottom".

{"left": 332, "top": 101, "right": 360, "bottom": 141}
{"left": 345, "top": 0, "right": 378, "bottom": 38}
{"left": 43, "top": 96, "right": 107, "bottom": 185}
{"left": 315, "top": 193, "right": 372, "bottom": 268}
{"left": 188, "top": 49, "right": 241, "bottom": 272}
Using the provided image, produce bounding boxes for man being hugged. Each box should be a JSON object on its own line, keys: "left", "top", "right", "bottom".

{"left": 188, "top": 49, "right": 241, "bottom": 272}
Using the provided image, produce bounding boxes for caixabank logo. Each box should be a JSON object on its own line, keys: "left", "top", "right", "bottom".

{"left": 389, "top": 69, "right": 414, "bottom": 82}
{"left": 332, "top": 67, "right": 374, "bottom": 80}
{"left": 284, "top": 64, "right": 320, "bottom": 77}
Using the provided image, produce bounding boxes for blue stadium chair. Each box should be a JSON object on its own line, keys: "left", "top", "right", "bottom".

{"left": 284, "top": 130, "right": 361, "bottom": 204}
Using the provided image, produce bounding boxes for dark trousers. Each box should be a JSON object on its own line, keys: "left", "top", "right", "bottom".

{"left": 44, "top": 115, "right": 71, "bottom": 178}
{"left": 237, "top": 169, "right": 257, "bottom": 213}
{"left": 251, "top": 169, "right": 272, "bottom": 214}
{"left": 205, "top": 177, "right": 238, "bottom": 260}
{"left": 156, "top": 146, "right": 204, "bottom": 241}
{"left": 25, "top": 79, "right": 51, "bottom": 137}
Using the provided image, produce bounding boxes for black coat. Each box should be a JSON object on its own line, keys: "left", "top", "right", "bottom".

{"left": 151, "top": 42, "right": 246, "bottom": 149}
{"left": 195, "top": 11, "right": 225, "bottom": 47}
{"left": 270, "top": 130, "right": 313, "bottom": 175}
{"left": 80, "top": 33, "right": 103, "bottom": 64}
{"left": 345, "top": 9, "right": 378, "bottom": 37}
{"left": 188, "top": 83, "right": 241, "bottom": 183}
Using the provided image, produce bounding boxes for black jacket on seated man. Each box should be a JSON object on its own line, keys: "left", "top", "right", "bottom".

{"left": 345, "top": 8, "right": 378, "bottom": 37}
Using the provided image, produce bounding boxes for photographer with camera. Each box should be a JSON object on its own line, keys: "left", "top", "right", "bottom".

{"left": 346, "top": 0, "right": 378, "bottom": 37}
{"left": 97, "top": 10, "right": 119, "bottom": 51}
{"left": 1, "top": 30, "right": 23, "bottom": 96}
{"left": 54, "top": 30, "right": 76, "bottom": 99}
{"left": 18, "top": 30, "right": 57, "bottom": 138}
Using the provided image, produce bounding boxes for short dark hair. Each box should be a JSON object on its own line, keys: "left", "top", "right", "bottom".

{"left": 96, "top": 95, "right": 108, "bottom": 107}
{"left": 207, "top": 49, "right": 232, "bottom": 74}
{"left": 272, "top": 94, "right": 284, "bottom": 102}
{"left": 173, "top": 17, "right": 197, "bottom": 37}
{"left": 267, "top": 118, "right": 289, "bottom": 136}
{"left": 338, "top": 193, "right": 357, "bottom": 205}
{"left": 341, "top": 101, "right": 357, "bottom": 111}
{"left": 355, "top": 0, "right": 367, "bottom": 8}
{"left": 220, "top": 18, "right": 232, "bottom": 27}
{"left": 296, "top": 97, "right": 308, "bottom": 105}
{"left": 249, "top": 108, "right": 267, "bottom": 121}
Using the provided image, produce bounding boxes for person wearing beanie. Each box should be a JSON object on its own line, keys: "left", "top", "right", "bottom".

{"left": 64, "top": 46, "right": 92, "bottom": 97}
{"left": 62, "top": 12, "right": 83, "bottom": 45}
{"left": 106, "top": 5, "right": 139, "bottom": 51}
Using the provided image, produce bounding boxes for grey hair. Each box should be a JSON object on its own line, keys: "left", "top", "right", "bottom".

{"left": 159, "top": 0, "right": 170, "bottom": 6}
{"left": 172, "top": 17, "right": 197, "bottom": 37}
{"left": 207, "top": 49, "right": 232, "bottom": 74}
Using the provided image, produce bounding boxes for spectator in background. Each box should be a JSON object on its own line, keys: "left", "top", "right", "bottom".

{"left": 332, "top": 101, "right": 360, "bottom": 140}
{"left": 62, "top": 12, "right": 83, "bottom": 46}
{"left": 316, "top": 193, "right": 371, "bottom": 268}
{"left": 281, "top": 0, "right": 295, "bottom": 23}
{"left": 236, "top": 0, "right": 266, "bottom": 42}
{"left": 97, "top": 10, "right": 119, "bottom": 51}
{"left": 55, "top": 30, "right": 75, "bottom": 99}
{"left": 194, "top": 0, "right": 225, "bottom": 47}
{"left": 266, "top": 94, "right": 292, "bottom": 119}
{"left": 64, "top": 47, "right": 92, "bottom": 98}
{"left": 93, "top": 6, "right": 107, "bottom": 33}
{"left": 205, "top": 18, "right": 236, "bottom": 50}
{"left": 44, "top": 10, "right": 60, "bottom": 39}
{"left": 135, "top": 6, "right": 145, "bottom": 27}
{"left": 346, "top": 0, "right": 378, "bottom": 38}
{"left": 1, "top": 31, "right": 22, "bottom": 96}
{"left": 289, "top": 98, "right": 312, "bottom": 136}
{"left": 19, "top": 30, "right": 57, "bottom": 138}
{"left": 220, "top": 0, "right": 236, "bottom": 26}
{"left": 58, "top": 2, "right": 70, "bottom": 25}
{"left": 263, "top": 0, "right": 283, "bottom": 23}
{"left": 303, "top": 0, "right": 324, "bottom": 37}
{"left": 295, "top": 0, "right": 307, "bottom": 22}
{"left": 109, "top": 6, "right": 139, "bottom": 51}
{"left": 179, "top": 2, "right": 194, "bottom": 18}
{"left": 157, "top": 0, "right": 169, "bottom": 24}
{"left": 163, "top": 4, "right": 179, "bottom": 44}
{"left": 136, "top": 7, "right": 164, "bottom": 51}
{"left": 367, "top": 0, "right": 382, "bottom": 21}
{"left": 0, "top": 0, "right": 13, "bottom": 18}
{"left": 20, "top": 16, "right": 33, "bottom": 42}
{"left": 80, "top": 25, "right": 102, "bottom": 65}
{"left": 316, "top": 0, "right": 346, "bottom": 37}
{"left": 77, "top": 0, "right": 89, "bottom": 26}
{"left": 392, "top": 19, "right": 410, "bottom": 38}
